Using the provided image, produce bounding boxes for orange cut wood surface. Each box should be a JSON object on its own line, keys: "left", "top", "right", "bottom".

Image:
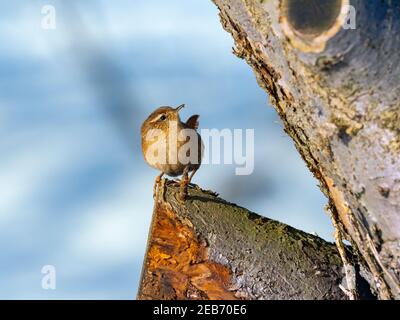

{"left": 138, "top": 201, "right": 238, "bottom": 300}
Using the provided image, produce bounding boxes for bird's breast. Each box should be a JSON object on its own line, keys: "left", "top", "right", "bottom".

{"left": 142, "top": 126, "right": 202, "bottom": 175}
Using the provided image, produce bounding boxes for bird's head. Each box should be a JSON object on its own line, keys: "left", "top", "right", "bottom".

{"left": 141, "top": 104, "right": 185, "bottom": 132}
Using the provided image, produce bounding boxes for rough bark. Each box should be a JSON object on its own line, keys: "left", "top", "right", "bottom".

{"left": 210, "top": 0, "right": 400, "bottom": 299}
{"left": 137, "top": 181, "right": 375, "bottom": 300}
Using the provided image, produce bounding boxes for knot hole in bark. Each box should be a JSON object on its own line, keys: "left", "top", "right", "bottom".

{"left": 280, "top": 0, "right": 349, "bottom": 52}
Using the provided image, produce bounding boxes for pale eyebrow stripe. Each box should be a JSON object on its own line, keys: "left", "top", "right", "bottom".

{"left": 150, "top": 113, "right": 166, "bottom": 122}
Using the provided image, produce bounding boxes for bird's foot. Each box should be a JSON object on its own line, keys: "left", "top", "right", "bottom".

{"left": 179, "top": 180, "right": 189, "bottom": 204}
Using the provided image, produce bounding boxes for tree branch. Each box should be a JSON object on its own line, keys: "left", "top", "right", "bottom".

{"left": 137, "top": 181, "right": 374, "bottom": 300}
{"left": 211, "top": 0, "right": 400, "bottom": 299}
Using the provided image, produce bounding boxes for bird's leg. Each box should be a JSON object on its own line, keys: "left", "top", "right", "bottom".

{"left": 153, "top": 172, "right": 164, "bottom": 199}
{"left": 188, "top": 167, "right": 200, "bottom": 190}
{"left": 179, "top": 166, "right": 189, "bottom": 202}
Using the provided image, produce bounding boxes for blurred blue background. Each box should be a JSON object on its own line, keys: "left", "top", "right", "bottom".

{"left": 0, "top": 0, "right": 333, "bottom": 299}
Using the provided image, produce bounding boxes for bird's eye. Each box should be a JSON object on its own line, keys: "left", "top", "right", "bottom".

{"left": 159, "top": 114, "right": 167, "bottom": 121}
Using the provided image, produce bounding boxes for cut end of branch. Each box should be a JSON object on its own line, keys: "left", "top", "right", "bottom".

{"left": 280, "top": 0, "right": 349, "bottom": 53}
{"left": 137, "top": 180, "right": 353, "bottom": 300}
{"left": 137, "top": 183, "right": 239, "bottom": 300}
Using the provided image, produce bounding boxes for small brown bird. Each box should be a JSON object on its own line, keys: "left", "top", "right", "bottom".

{"left": 141, "top": 104, "right": 203, "bottom": 201}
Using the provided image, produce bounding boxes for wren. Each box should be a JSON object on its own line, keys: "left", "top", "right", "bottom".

{"left": 141, "top": 104, "right": 203, "bottom": 201}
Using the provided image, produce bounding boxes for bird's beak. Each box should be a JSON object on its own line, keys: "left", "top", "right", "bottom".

{"left": 175, "top": 104, "right": 185, "bottom": 112}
